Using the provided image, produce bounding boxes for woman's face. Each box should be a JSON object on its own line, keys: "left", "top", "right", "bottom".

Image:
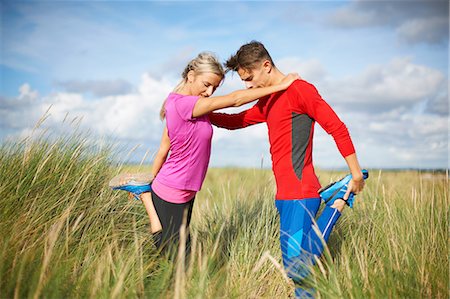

{"left": 188, "top": 72, "right": 223, "bottom": 97}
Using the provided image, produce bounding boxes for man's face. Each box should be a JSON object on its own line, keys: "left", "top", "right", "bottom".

{"left": 237, "top": 62, "right": 270, "bottom": 89}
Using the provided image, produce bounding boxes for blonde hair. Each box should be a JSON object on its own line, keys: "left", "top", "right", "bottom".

{"left": 160, "top": 52, "right": 225, "bottom": 120}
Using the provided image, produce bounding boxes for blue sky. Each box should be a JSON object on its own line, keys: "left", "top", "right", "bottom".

{"left": 1, "top": 0, "right": 448, "bottom": 169}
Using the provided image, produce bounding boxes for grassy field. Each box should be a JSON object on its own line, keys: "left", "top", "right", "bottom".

{"left": 0, "top": 134, "right": 448, "bottom": 298}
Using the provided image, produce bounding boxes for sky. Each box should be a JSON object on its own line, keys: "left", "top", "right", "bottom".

{"left": 1, "top": 0, "right": 448, "bottom": 170}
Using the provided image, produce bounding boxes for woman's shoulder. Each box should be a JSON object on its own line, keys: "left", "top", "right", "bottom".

{"left": 169, "top": 92, "right": 199, "bottom": 100}
{"left": 166, "top": 93, "right": 202, "bottom": 121}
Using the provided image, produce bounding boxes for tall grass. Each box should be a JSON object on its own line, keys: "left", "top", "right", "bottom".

{"left": 0, "top": 133, "right": 448, "bottom": 298}
{"left": 307, "top": 170, "right": 448, "bottom": 298}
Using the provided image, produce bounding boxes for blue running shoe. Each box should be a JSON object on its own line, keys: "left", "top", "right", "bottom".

{"left": 319, "top": 169, "right": 369, "bottom": 208}
{"left": 109, "top": 173, "right": 153, "bottom": 200}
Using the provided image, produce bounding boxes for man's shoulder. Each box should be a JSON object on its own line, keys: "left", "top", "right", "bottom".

{"left": 289, "top": 79, "right": 317, "bottom": 91}
{"left": 286, "top": 80, "right": 320, "bottom": 99}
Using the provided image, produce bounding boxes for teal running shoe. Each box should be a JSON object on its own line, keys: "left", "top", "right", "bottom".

{"left": 109, "top": 173, "right": 153, "bottom": 200}
{"left": 319, "top": 169, "right": 369, "bottom": 208}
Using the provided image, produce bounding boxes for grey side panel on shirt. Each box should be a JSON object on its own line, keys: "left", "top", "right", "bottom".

{"left": 291, "top": 113, "right": 313, "bottom": 180}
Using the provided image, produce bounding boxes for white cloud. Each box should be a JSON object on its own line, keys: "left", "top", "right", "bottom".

{"left": 0, "top": 84, "right": 44, "bottom": 130}
{"left": 18, "top": 83, "right": 39, "bottom": 101}
{"left": 272, "top": 57, "right": 446, "bottom": 114}
{"left": 341, "top": 109, "right": 447, "bottom": 168}
{"left": 397, "top": 17, "right": 449, "bottom": 45}
{"left": 426, "top": 91, "right": 449, "bottom": 115}
{"left": 328, "top": 0, "right": 449, "bottom": 45}
{"left": 321, "top": 57, "right": 446, "bottom": 112}
{"left": 1, "top": 74, "right": 173, "bottom": 148}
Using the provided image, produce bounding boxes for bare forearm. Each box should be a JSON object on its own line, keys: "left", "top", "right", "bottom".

{"left": 343, "top": 153, "right": 365, "bottom": 196}
{"left": 151, "top": 153, "right": 167, "bottom": 178}
{"left": 344, "top": 153, "right": 363, "bottom": 179}
{"left": 196, "top": 84, "right": 286, "bottom": 117}
{"left": 227, "top": 84, "right": 288, "bottom": 107}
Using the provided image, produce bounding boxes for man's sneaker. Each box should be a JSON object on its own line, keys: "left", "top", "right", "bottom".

{"left": 319, "top": 169, "right": 369, "bottom": 208}
{"left": 109, "top": 172, "right": 153, "bottom": 200}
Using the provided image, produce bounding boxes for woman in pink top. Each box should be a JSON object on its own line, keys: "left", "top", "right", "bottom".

{"left": 127, "top": 52, "right": 298, "bottom": 254}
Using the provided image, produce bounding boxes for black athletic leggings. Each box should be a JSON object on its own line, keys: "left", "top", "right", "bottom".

{"left": 151, "top": 189, "right": 195, "bottom": 255}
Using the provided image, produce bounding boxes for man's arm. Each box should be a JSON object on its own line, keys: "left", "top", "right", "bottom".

{"left": 293, "top": 81, "right": 365, "bottom": 197}
{"left": 343, "top": 153, "right": 365, "bottom": 199}
{"left": 293, "top": 82, "right": 355, "bottom": 157}
{"left": 209, "top": 100, "right": 267, "bottom": 130}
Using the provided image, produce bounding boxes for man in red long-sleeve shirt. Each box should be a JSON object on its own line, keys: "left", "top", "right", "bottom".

{"left": 210, "top": 41, "right": 365, "bottom": 298}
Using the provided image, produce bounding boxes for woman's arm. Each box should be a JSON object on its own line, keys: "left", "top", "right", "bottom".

{"left": 151, "top": 126, "right": 170, "bottom": 178}
{"left": 192, "top": 73, "right": 299, "bottom": 118}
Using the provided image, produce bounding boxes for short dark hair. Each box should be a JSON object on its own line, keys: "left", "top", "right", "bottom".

{"left": 225, "top": 41, "right": 275, "bottom": 72}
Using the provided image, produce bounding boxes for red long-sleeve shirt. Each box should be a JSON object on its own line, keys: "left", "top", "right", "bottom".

{"left": 209, "top": 80, "right": 355, "bottom": 200}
